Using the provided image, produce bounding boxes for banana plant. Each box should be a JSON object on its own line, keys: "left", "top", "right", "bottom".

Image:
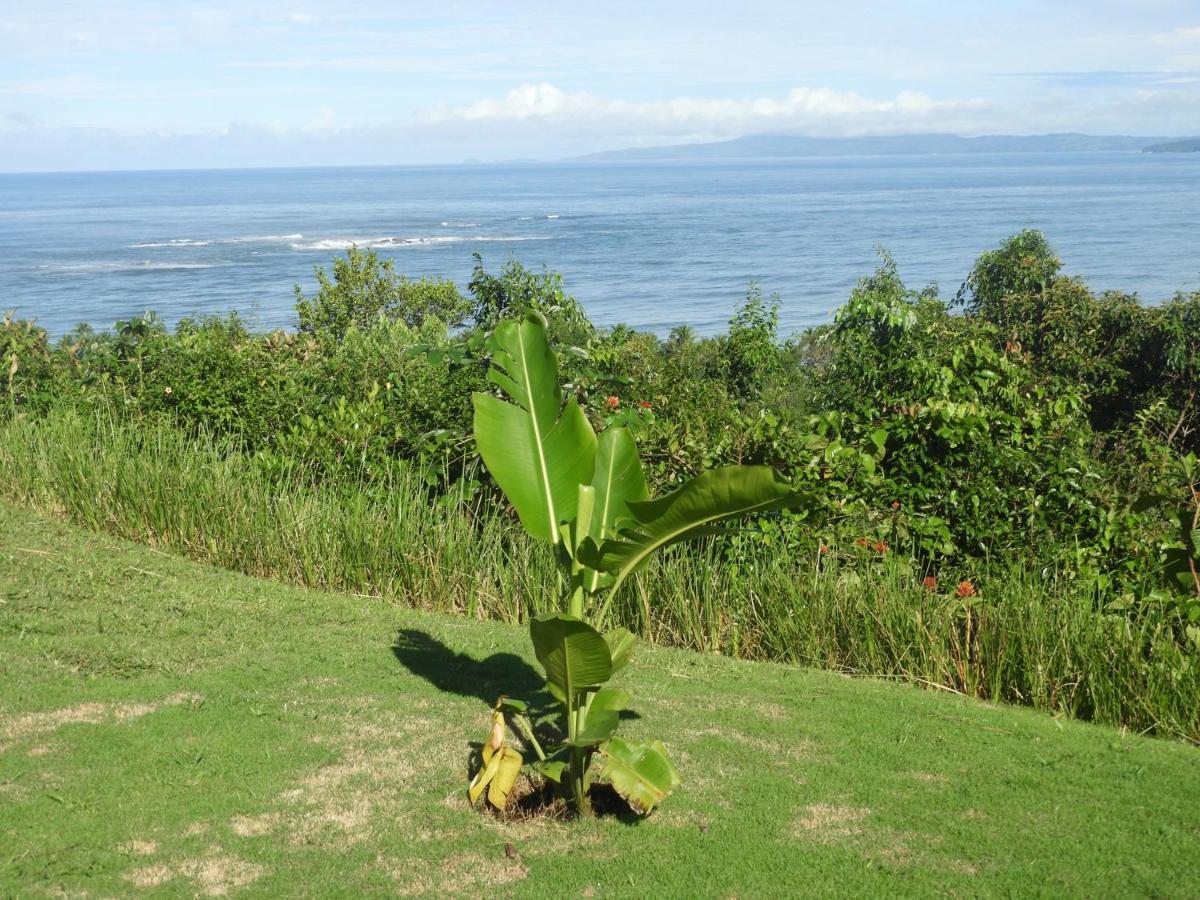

{"left": 470, "top": 311, "right": 805, "bottom": 816}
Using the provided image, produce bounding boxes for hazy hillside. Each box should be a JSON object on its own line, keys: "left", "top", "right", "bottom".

{"left": 1144, "top": 138, "right": 1200, "bottom": 153}
{"left": 575, "top": 132, "right": 1171, "bottom": 161}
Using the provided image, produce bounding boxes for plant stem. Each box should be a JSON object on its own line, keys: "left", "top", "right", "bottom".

{"left": 565, "top": 688, "right": 592, "bottom": 816}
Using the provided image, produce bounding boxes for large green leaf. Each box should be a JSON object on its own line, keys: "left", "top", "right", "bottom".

{"left": 604, "top": 629, "right": 637, "bottom": 675}
{"left": 599, "top": 736, "right": 681, "bottom": 816}
{"left": 588, "top": 427, "right": 649, "bottom": 540}
{"left": 569, "top": 708, "right": 620, "bottom": 747}
{"left": 529, "top": 613, "right": 612, "bottom": 701}
{"left": 585, "top": 466, "right": 804, "bottom": 591}
{"left": 589, "top": 686, "right": 630, "bottom": 712}
{"left": 472, "top": 312, "right": 596, "bottom": 544}
{"left": 580, "top": 427, "right": 649, "bottom": 590}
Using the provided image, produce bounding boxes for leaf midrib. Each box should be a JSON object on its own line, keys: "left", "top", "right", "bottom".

{"left": 516, "top": 323, "right": 558, "bottom": 545}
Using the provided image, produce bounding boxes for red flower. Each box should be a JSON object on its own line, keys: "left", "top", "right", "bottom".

{"left": 819, "top": 545, "right": 830, "bottom": 555}
{"left": 639, "top": 400, "right": 652, "bottom": 409}
{"left": 955, "top": 579, "right": 977, "bottom": 599}
{"left": 605, "top": 396, "right": 620, "bottom": 410}
{"left": 872, "top": 541, "right": 889, "bottom": 554}
{"left": 921, "top": 576, "right": 938, "bottom": 592}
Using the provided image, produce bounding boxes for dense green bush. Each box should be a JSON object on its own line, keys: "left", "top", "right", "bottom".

{"left": 957, "top": 230, "right": 1200, "bottom": 451}
{"left": 296, "top": 247, "right": 471, "bottom": 339}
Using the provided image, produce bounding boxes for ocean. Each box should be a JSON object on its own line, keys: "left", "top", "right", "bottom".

{"left": 2, "top": 152, "right": 1199, "bottom": 338}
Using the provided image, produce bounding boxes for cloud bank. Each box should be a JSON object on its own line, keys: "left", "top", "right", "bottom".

{"left": 2, "top": 81, "right": 1198, "bottom": 172}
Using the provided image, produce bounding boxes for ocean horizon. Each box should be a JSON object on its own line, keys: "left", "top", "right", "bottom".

{"left": 3, "top": 151, "right": 1199, "bottom": 339}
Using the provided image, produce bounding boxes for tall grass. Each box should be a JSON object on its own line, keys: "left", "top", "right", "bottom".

{"left": 2, "top": 408, "right": 1197, "bottom": 742}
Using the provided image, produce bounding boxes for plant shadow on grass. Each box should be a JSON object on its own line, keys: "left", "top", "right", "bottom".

{"left": 391, "top": 629, "right": 551, "bottom": 708}
{"left": 389, "top": 629, "right": 640, "bottom": 721}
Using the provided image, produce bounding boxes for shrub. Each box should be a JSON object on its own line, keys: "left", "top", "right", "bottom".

{"left": 296, "top": 247, "right": 470, "bottom": 340}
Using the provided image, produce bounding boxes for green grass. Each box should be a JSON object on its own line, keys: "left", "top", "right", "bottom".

{"left": 2, "top": 503, "right": 1198, "bottom": 898}
{"left": 2, "top": 408, "right": 1198, "bottom": 743}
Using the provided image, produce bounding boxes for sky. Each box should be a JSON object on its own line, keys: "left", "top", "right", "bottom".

{"left": 1, "top": 0, "right": 1199, "bottom": 171}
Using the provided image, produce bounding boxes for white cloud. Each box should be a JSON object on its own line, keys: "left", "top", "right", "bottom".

{"left": 420, "top": 83, "right": 994, "bottom": 142}
{"left": 1156, "top": 26, "right": 1200, "bottom": 44}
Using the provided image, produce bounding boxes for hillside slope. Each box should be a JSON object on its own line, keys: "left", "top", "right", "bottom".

{"left": 1, "top": 503, "right": 1197, "bottom": 897}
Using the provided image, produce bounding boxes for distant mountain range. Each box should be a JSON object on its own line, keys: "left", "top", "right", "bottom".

{"left": 1143, "top": 138, "right": 1200, "bottom": 153}
{"left": 573, "top": 132, "right": 1196, "bottom": 162}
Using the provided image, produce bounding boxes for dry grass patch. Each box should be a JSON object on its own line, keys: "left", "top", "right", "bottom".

{"left": 124, "top": 849, "right": 263, "bottom": 896}
{"left": 391, "top": 849, "right": 529, "bottom": 897}
{"left": 791, "top": 803, "right": 872, "bottom": 842}
{"left": 229, "top": 814, "right": 280, "bottom": 838}
{"left": 0, "top": 693, "right": 201, "bottom": 751}
{"left": 120, "top": 840, "right": 159, "bottom": 857}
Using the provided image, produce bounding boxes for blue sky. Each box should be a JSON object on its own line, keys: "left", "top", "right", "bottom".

{"left": 2, "top": 0, "right": 1199, "bottom": 170}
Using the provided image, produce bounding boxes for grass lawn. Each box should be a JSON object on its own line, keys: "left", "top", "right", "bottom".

{"left": 1, "top": 502, "right": 1198, "bottom": 898}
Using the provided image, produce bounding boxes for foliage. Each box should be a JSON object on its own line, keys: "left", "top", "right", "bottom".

{"left": 468, "top": 253, "right": 594, "bottom": 345}
{"left": 957, "top": 231, "right": 1200, "bottom": 451}
{"left": 722, "top": 283, "right": 782, "bottom": 398}
{"left": 808, "top": 254, "right": 1101, "bottom": 562}
{"left": 469, "top": 311, "right": 802, "bottom": 815}
{"left": 296, "top": 246, "right": 470, "bottom": 340}
{"left": 2, "top": 311, "right": 57, "bottom": 410}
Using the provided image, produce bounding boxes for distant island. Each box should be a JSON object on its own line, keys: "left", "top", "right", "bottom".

{"left": 573, "top": 132, "right": 1190, "bottom": 162}
{"left": 1143, "top": 138, "right": 1200, "bottom": 153}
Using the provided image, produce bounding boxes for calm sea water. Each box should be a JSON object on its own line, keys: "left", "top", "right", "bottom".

{"left": 2, "top": 153, "right": 1199, "bottom": 338}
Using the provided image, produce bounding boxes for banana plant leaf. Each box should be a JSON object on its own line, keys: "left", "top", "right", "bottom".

{"left": 580, "top": 427, "right": 648, "bottom": 590}
{"left": 604, "top": 629, "right": 637, "bottom": 674}
{"left": 472, "top": 312, "right": 596, "bottom": 544}
{"left": 583, "top": 465, "right": 804, "bottom": 591}
{"left": 598, "top": 736, "right": 680, "bottom": 816}
{"left": 529, "top": 613, "right": 612, "bottom": 702}
{"left": 469, "top": 743, "right": 523, "bottom": 809}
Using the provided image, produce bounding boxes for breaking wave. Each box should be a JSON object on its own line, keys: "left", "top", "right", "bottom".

{"left": 289, "top": 235, "right": 549, "bottom": 251}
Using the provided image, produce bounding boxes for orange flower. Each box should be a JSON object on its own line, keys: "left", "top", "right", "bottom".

{"left": 639, "top": 400, "right": 652, "bottom": 409}
{"left": 872, "top": 541, "right": 889, "bottom": 554}
{"left": 819, "top": 545, "right": 830, "bottom": 555}
{"left": 955, "top": 579, "right": 977, "bottom": 599}
{"left": 921, "top": 576, "right": 938, "bottom": 592}
{"left": 605, "top": 395, "right": 620, "bottom": 410}
{"left": 854, "top": 537, "right": 870, "bottom": 547}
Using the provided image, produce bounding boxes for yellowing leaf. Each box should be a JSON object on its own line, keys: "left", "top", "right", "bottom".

{"left": 487, "top": 748, "right": 524, "bottom": 810}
